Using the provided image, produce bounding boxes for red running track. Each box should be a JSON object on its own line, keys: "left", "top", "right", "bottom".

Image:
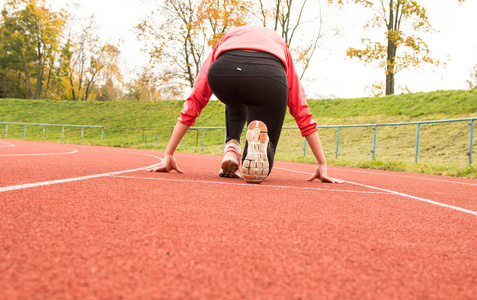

{"left": 1, "top": 139, "right": 476, "bottom": 299}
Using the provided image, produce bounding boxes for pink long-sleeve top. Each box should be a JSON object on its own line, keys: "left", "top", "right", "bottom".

{"left": 178, "top": 25, "right": 318, "bottom": 137}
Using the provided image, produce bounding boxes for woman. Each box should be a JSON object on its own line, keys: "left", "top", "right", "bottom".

{"left": 148, "top": 25, "right": 342, "bottom": 184}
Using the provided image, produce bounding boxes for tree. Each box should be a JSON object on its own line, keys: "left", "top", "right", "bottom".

{"left": 0, "top": 26, "right": 29, "bottom": 98}
{"left": 61, "top": 14, "right": 122, "bottom": 101}
{"left": 137, "top": 0, "right": 331, "bottom": 97}
{"left": 97, "top": 78, "right": 122, "bottom": 101}
{"left": 124, "top": 67, "right": 167, "bottom": 101}
{"left": 330, "top": 0, "right": 465, "bottom": 96}
{"left": 468, "top": 64, "right": 477, "bottom": 90}
{"left": 197, "top": 0, "right": 251, "bottom": 47}
{"left": 136, "top": 0, "right": 206, "bottom": 93}
{"left": 0, "top": 0, "right": 67, "bottom": 99}
{"left": 254, "top": 0, "right": 327, "bottom": 80}
{"left": 136, "top": 0, "right": 253, "bottom": 97}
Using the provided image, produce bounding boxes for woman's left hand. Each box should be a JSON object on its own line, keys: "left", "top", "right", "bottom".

{"left": 147, "top": 154, "right": 184, "bottom": 173}
{"left": 307, "top": 164, "right": 344, "bottom": 184}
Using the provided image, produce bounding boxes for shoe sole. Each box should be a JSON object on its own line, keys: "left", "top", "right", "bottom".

{"left": 219, "top": 158, "right": 241, "bottom": 178}
{"left": 242, "top": 121, "right": 269, "bottom": 184}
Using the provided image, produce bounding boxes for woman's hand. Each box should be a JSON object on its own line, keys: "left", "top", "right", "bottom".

{"left": 307, "top": 164, "right": 344, "bottom": 184}
{"left": 147, "top": 121, "right": 190, "bottom": 174}
{"left": 147, "top": 154, "right": 184, "bottom": 173}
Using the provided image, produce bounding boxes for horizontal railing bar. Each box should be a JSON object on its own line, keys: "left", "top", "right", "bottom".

{"left": 2, "top": 117, "right": 476, "bottom": 131}
{"left": 315, "top": 117, "right": 477, "bottom": 129}
{"left": 0, "top": 122, "right": 103, "bottom": 128}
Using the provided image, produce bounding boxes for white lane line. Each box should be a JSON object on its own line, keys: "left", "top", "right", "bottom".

{"left": 113, "top": 175, "right": 391, "bottom": 195}
{"left": 275, "top": 167, "right": 477, "bottom": 216}
{"left": 347, "top": 180, "right": 477, "bottom": 216}
{"left": 1, "top": 148, "right": 163, "bottom": 193}
{"left": 330, "top": 167, "right": 477, "bottom": 187}
{"left": 178, "top": 154, "right": 477, "bottom": 187}
{"left": 0, "top": 146, "right": 79, "bottom": 156}
{"left": 4, "top": 143, "right": 474, "bottom": 216}
{"left": 276, "top": 162, "right": 477, "bottom": 187}
{"left": 0, "top": 142, "right": 15, "bottom": 147}
{"left": 0, "top": 165, "right": 158, "bottom": 193}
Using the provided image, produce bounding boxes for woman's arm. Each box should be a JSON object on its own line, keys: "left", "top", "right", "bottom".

{"left": 305, "top": 131, "right": 343, "bottom": 183}
{"left": 147, "top": 121, "right": 190, "bottom": 173}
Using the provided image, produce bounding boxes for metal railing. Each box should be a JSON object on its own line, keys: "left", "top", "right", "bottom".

{"left": 309, "top": 117, "right": 476, "bottom": 165}
{"left": 2, "top": 117, "right": 476, "bottom": 164}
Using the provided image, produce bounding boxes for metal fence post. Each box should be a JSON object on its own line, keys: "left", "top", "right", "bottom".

{"left": 101, "top": 128, "right": 104, "bottom": 141}
{"left": 201, "top": 129, "right": 205, "bottom": 151}
{"left": 372, "top": 125, "right": 377, "bottom": 160}
{"left": 224, "top": 129, "right": 227, "bottom": 146}
{"left": 62, "top": 127, "right": 65, "bottom": 140}
{"left": 415, "top": 123, "right": 421, "bottom": 164}
{"left": 469, "top": 120, "right": 474, "bottom": 165}
{"left": 81, "top": 127, "right": 84, "bottom": 140}
{"left": 303, "top": 138, "right": 307, "bottom": 156}
{"left": 5, "top": 124, "right": 8, "bottom": 138}
{"left": 24, "top": 124, "right": 27, "bottom": 139}
{"left": 335, "top": 127, "right": 340, "bottom": 159}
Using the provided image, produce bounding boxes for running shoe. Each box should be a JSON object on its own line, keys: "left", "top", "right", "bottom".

{"left": 219, "top": 143, "right": 241, "bottom": 178}
{"left": 242, "top": 120, "right": 269, "bottom": 184}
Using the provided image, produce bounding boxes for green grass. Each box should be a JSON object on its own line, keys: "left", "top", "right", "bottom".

{"left": 1, "top": 89, "right": 476, "bottom": 178}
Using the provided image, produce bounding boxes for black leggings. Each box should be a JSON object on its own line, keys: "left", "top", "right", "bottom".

{"left": 207, "top": 50, "right": 288, "bottom": 171}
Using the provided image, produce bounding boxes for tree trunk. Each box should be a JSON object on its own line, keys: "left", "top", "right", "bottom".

{"left": 84, "top": 81, "right": 92, "bottom": 101}
{"left": 20, "top": 52, "right": 34, "bottom": 99}
{"left": 35, "top": 67, "right": 44, "bottom": 99}
{"left": 69, "top": 73, "right": 77, "bottom": 100}
{"left": 386, "top": 37, "right": 397, "bottom": 95}
{"left": 386, "top": 0, "right": 396, "bottom": 96}
{"left": 35, "top": 41, "right": 45, "bottom": 99}
{"left": 385, "top": 66, "right": 395, "bottom": 95}
{"left": 43, "top": 63, "right": 53, "bottom": 100}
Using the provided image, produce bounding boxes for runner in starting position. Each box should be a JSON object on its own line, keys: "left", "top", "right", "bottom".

{"left": 148, "top": 25, "right": 343, "bottom": 185}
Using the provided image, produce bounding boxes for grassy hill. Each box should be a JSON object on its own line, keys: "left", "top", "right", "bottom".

{"left": 1, "top": 89, "right": 476, "bottom": 178}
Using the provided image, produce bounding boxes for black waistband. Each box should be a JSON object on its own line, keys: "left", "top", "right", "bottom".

{"left": 220, "top": 49, "right": 284, "bottom": 68}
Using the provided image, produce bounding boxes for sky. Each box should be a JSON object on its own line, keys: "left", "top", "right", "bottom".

{"left": 3, "top": 0, "right": 477, "bottom": 99}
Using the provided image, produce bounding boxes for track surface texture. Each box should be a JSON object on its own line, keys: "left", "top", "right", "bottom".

{"left": 1, "top": 139, "right": 476, "bottom": 299}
